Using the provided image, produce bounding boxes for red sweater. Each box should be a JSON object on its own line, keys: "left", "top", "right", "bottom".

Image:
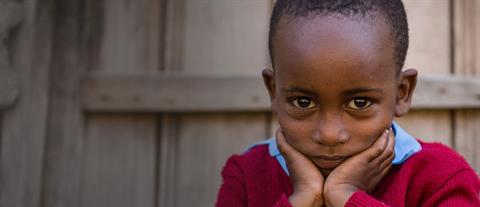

{"left": 216, "top": 141, "right": 480, "bottom": 207}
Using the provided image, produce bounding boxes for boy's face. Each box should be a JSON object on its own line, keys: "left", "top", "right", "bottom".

{"left": 263, "top": 15, "right": 417, "bottom": 175}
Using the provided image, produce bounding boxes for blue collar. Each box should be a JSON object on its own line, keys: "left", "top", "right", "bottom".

{"left": 244, "top": 122, "right": 422, "bottom": 175}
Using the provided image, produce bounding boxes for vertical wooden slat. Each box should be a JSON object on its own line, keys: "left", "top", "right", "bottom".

{"left": 41, "top": 0, "right": 87, "bottom": 206}
{"left": 88, "top": 0, "right": 163, "bottom": 73}
{"left": 453, "top": 0, "right": 480, "bottom": 173}
{"left": 163, "top": 0, "right": 185, "bottom": 73}
{"left": 181, "top": 0, "right": 270, "bottom": 76}
{"left": 396, "top": 111, "right": 451, "bottom": 144}
{"left": 80, "top": 1, "right": 163, "bottom": 207}
{"left": 396, "top": 0, "right": 452, "bottom": 146}
{"left": 157, "top": 115, "right": 177, "bottom": 207}
{"left": 0, "top": 0, "right": 52, "bottom": 206}
{"left": 175, "top": 113, "right": 268, "bottom": 207}
{"left": 79, "top": 115, "right": 157, "bottom": 207}
{"left": 158, "top": 1, "right": 272, "bottom": 206}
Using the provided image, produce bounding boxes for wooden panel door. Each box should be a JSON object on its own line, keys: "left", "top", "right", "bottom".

{"left": 2, "top": 1, "right": 479, "bottom": 207}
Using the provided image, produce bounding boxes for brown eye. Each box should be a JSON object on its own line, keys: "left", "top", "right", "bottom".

{"left": 346, "top": 98, "right": 372, "bottom": 110}
{"left": 292, "top": 97, "right": 317, "bottom": 109}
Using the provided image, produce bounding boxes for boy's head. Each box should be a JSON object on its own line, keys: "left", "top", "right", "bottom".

{"left": 262, "top": 0, "right": 418, "bottom": 175}
{"left": 269, "top": 0, "right": 409, "bottom": 74}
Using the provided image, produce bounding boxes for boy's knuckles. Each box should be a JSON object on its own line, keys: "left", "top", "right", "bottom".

{"left": 372, "top": 145, "right": 385, "bottom": 156}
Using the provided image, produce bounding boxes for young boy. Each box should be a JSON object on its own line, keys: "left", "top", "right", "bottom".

{"left": 216, "top": 0, "right": 480, "bottom": 206}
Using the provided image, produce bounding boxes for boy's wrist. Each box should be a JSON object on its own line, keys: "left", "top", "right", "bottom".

{"left": 324, "top": 185, "right": 357, "bottom": 207}
{"left": 289, "top": 190, "right": 324, "bottom": 207}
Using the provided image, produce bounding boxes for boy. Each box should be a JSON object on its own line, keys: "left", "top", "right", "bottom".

{"left": 216, "top": 0, "right": 480, "bottom": 206}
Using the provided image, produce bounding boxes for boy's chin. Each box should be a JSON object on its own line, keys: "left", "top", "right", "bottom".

{"left": 319, "top": 167, "right": 333, "bottom": 177}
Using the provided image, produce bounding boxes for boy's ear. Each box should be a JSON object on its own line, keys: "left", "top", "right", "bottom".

{"left": 262, "top": 68, "right": 276, "bottom": 107}
{"left": 395, "top": 69, "right": 418, "bottom": 117}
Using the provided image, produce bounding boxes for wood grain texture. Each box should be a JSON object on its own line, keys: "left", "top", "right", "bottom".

{"left": 80, "top": 75, "right": 480, "bottom": 112}
{"left": 0, "top": 68, "right": 19, "bottom": 110}
{"left": 159, "top": 1, "right": 272, "bottom": 206}
{"left": 399, "top": 0, "right": 452, "bottom": 147}
{"left": 403, "top": 0, "right": 451, "bottom": 75}
{"left": 79, "top": 114, "right": 157, "bottom": 207}
{"left": 41, "top": 0, "right": 87, "bottom": 206}
{"left": 173, "top": 113, "right": 267, "bottom": 207}
{"left": 0, "top": 0, "right": 51, "bottom": 206}
{"left": 396, "top": 111, "right": 452, "bottom": 146}
{"left": 158, "top": 115, "right": 178, "bottom": 207}
{"left": 89, "top": 0, "right": 163, "bottom": 73}
{"left": 453, "top": 0, "right": 480, "bottom": 172}
{"left": 80, "top": 1, "right": 163, "bottom": 207}
{"left": 454, "top": 110, "right": 480, "bottom": 172}
{"left": 181, "top": 0, "right": 270, "bottom": 75}
{"left": 0, "top": 1, "right": 22, "bottom": 109}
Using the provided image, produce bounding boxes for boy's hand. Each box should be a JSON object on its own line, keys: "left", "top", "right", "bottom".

{"left": 323, "top": 128, "right": 395, "bottom": 207}
{"left": 276, "top": 129, "right": 325, "bottom": 207}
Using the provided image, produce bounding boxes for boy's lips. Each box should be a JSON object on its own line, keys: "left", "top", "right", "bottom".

{"left": 311, "top": 155, "right": 347, "bottom": 169}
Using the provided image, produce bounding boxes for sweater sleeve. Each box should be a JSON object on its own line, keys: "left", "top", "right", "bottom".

{"left": 420, "top": 169, "right": 480, "bottom": 207}
{"left": 215, "top": 155, "right": 294, "bottom": 207}
{"left": 345, "top": 191, "right": 390, "bottom": 207}
{"left": 215, "top": 156, "right": 247, "bottom": 207}
{"left": 345, "top": 168, "right": 480, "bottom": 207}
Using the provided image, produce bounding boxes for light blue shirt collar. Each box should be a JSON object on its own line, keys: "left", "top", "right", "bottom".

{"left": 244, "top": 122, "right": 422, "bottom": 175}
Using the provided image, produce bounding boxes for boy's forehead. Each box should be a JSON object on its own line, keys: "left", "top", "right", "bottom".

{"left": 273, "top": 14, "right": 397, "bottom": 88}
{"left": 276, "top": 14, "right": 392, "bottom": 60}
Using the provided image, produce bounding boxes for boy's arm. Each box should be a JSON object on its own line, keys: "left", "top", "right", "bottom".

{"left": 215, "top": 155, "right": 294, "bottom": 207}
{"left": 215, "top": 155, "right": 247, "bottom": 207}
{"left": 420, "top": 168, "right": 480, "bottom": 207}
{"left": 344, "top": 167, "right": 480, "bottom": 207}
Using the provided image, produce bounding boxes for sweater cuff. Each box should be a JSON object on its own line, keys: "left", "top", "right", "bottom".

{"left": 274, "top": 193, "right": 293, "bottom": 207}
{"left": 345, "top": 191, "right": 389, "bottom": 207}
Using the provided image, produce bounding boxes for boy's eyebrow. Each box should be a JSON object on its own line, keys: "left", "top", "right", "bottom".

{"left": 342, "top": 88, "right": 384, "bottom": 96}
{"left": 281, "top": 87, "right": 317, "bottom": 97}
{"left": 281, "top": 87, "right": 383, "bottom": 97}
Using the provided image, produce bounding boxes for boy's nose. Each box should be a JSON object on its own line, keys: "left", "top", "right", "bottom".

{"left": 311, "top": 115, "right": 350, "bottom": 147}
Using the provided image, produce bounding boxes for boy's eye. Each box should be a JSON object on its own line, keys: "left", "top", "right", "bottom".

{"left": 291, "top": 97, "right": 317, "bottom": 109}
{"left": 346, "top": 98, "right": 372, "bottom": 110}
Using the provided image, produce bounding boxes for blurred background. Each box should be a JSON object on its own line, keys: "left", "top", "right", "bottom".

{"left": 1, "top": 0, "right": 479, "bottom": 207}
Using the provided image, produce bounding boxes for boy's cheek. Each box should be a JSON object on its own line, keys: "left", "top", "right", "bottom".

{"left": 278, "top": 116, "right": 317, "bottom": 151}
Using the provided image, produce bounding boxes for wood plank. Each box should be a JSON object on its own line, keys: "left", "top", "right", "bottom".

{"left": 453, "top": 0, "right": 480, "bottom": 173}
{"left": 80, "top": 74, "right": 480, "bottom": 112}
{"left": 403, "top": 0, "right": 450, "bottom": 75}
{"left": 0, "top": 0, "right": 52, "bottom": 206}
{"left": 388, "top": 0, "right": 453, "bottom": 148}
{"left": 173, "top": 113, "right": 267, "bottom": 207}
{"left": 454, "top": 110, "right": 480, "bottom": 172}
{"left": 0, "top": 66, "right": 19, "bottom": 110}
{"left": 395, "top": 111, "right": 452, "bottom": 146}
{"left": 181, "top": 0, "right": 270, "bottom": 75}
{"left": 84, "top": 1, "right": 164, "bottom": 206}
{"left": 79, "top": 114, "right": 156, "bottom": 207}
{"left": 0, "top": 1, "right": 22, "bottom": 109}
{"left": 158, "top": 115, "right": 178, "bottom": 207}
{"left": 162, "top": 0, "right": 272, "bottom": 196}
{"left": 89, "top": 0, "right": 163, "bottom": 73}
{"left": 41, "top": 0, "right": 87, "bottom": 206}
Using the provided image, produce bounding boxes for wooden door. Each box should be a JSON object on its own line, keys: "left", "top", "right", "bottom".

{"left": 1, "top": 1, "right": 479, "bottom": 207}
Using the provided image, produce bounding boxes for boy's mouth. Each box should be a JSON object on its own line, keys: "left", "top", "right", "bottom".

{"left": 311, "top": 155, "right": 347, "bottom": 169}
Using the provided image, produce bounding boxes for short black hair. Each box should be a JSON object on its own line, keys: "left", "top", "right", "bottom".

{"left": 269, "top": 0, "right": 409, "bottom": 73}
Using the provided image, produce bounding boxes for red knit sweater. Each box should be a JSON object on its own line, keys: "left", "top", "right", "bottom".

{"left": 216, "top": 140, "right": 480, "bottom": 207}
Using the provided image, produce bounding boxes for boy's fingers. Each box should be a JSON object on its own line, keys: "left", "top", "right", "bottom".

{"left": 276, "top": 129, "right": 303, "bottom": 163}
{"left": 380, "top": 150, "right": 395, "bottom": 170}
{"left": 380, "top": 162, "right": 393, "bottom": 178}
{"left": 366, "top": 129, "right": 389, "bottom": 162}
{"left": 376, "top": 128, "right": 395, "bottom": 163}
